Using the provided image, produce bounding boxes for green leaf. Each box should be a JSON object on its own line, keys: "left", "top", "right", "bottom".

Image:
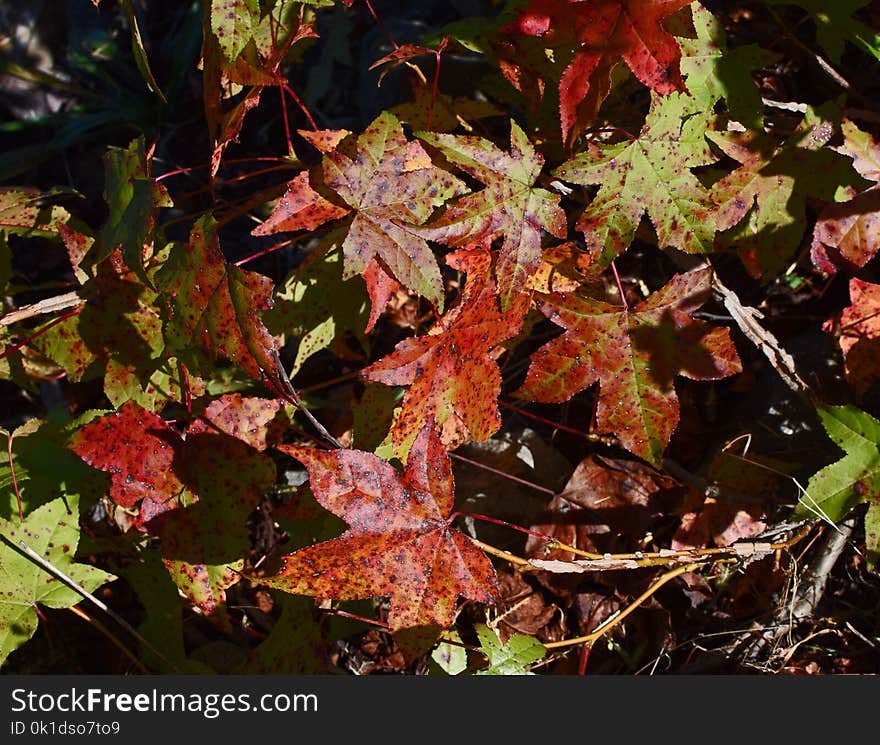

{"left": 474, "top": 624, "right": 545, "bottom": 675}
{"left": 122, "top": 0, "right": 167, "bottom": 102}
{"left": 263, "top": 244, "right": 369, "bottom": 378}
{"left": 120, "top": 548, "right": 213, "bottom": 673}
{"left": 795, "top": 405, "right": 880, "bottom": 567}
{"left": 555, "top": 93, "right": 717, "bottom": 270}
{"left": 0, "top": 495, "right": 116, "bottom": 668}
{"left": 1, "top": 419, "right": 107, "bottom": 521}
{"left": 237, "top": 594, "right": 327, "bottom": 674}
{"left": 430, "top": 631, "right": 468, "bottom": 675}
{"left": 678, "top": 3, "right": 777, "bottom": 129}
{"left": 797, "top": 405, "right": 880, "bottom": 519}
{"left": 211, "top": 0, "right": 261, "bottom": 62}
{"left": 94, "top": 138, "right": 172, "bottom": 284}
{"left": 708, "top": 105, "right": 863, "bottom": 278}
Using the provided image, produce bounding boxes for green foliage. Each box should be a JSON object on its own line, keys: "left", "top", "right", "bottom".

{"left": 795, "top": 406, "right": 880, "bottom": 567}
{"left": 474, "top": 624, "right": 546, "bottom": 675}
{"left": 0, "top": 495, "right": 115, "bottom": 666}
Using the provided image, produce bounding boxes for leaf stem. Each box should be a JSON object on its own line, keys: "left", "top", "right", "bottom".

{"left": 610, "top": 259, "right": 629, "bottom": 310}
{"left": 282, "top": 83, "right": 318, "bottom": 132}
{"left": 448, "top": 451, "right": 557, "bottom": 497}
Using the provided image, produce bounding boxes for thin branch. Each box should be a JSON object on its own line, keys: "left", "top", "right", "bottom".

{"left": 0, "top": 291, "right": 83, "bottom": 327}
{"left": 543, "top": 562, "right": 704, "bottom": 650}
{"left": 10, "top": 537, "right": 179, "bottom": 672}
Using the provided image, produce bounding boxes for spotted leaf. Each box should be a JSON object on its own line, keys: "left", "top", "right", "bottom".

{"left": 361, "top": 246, "right": 529, "bottom": 451}
{"left": 261, "top": 422, "right": 498, "bottom": 631}
{"left": 159, "top": 215, "right": 288, "bottom": 396}
{"left": 416, "top": 120, "right": 566, "bottom": 310}
{"left": 555, "top": 92, "right": 717, "bottom": 271}
{"left": 515, "top": 267, "right": 741, "bottom": 464}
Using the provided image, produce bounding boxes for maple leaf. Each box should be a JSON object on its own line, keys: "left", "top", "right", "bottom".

{"left": 515, "top": 267, "right": 741, "bottom": 464}
{"left": 260, "top": 422, "right": 498, "bottom": 631}
{"left": 69, "top": 398, "right": 279, "bottom": 612}
{"left": 263, "top": 245, "right": 369, "bottom": 377}
{"left": 555, "top": 93, "right": 717, "bottom": 270}
{"left": 503, "top": 0, "right": 694, "bottom": 142}
{"left": 811, "top": 120, "right": 880, "bottom": 273}
{"left": 0, "top": 494, "right": 115, "bottom": 666}
{"left": 2, "top": 418, "right": 107, "bottom": 521}
{"left": 68, "top": 402, "right": 190, "bottom": 521}
{"left": 0, "top": 188, "right": 70, "bottom": 238}
{"left": 210, "top": 0, "right": 260, "bottom": 62}
{"left": 255, "top": 113, "right": 464, "bottom": 313}
{"left": 361, "top": 246, "right": 528, "bottom": 451}
{"left": 416, "top": 120, "right": 566, "bottom": 310}
{"left": 202, "top": 6, "right": 315, "bottom": 175}
{"left": 708, "top": 105, "right": 861, "bottom": 278}
{"left": 794, "top": 406, "right": 880, "bottom": 568}
{"left": 158, "top": 215, "right": 289, "bottom": 396}
{"left": 474, "top": 624, "right": 546, "bottom": 675}
{"left": 824, "top": 278, "right": 880, "bottom": 398}
{"left": 251, "top": 171, "right": 349, "bottom": 235}
{"left": 677, "top": 3, "right": 776, "bottom": 129}
{"left": 322, "top": 112, "right": 464, "bottom": 311}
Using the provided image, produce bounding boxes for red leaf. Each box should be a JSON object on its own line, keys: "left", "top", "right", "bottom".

{"left": 321, "top": 111, "right": 465, "bottom": 310}
{"left": 516, "top": 267, "right": 741, "bottom": 464}
{"left": 362, "top": 259, "right": 401, "bottom": 333}
{"left": 361, "top": 246, "right": 528, "bottom": 450}
{"left": 502, "top": 0, "right": 693, "bottom": 141}
{"left": 68, "top": 402, "right": 186, "bottom": 520}
{"left": 251, "top": 171, "right": 349, "bottom": 235}
{"left": 417, "top": 121, "right": 566, "bottom": 310}
{"left": 297, "top": 128, "right": 351, "bottom": 154}
{"left": 160, "top": 216, "right": 288, "bottom": 396}
{"left": 190, "top": 393, "right": 286, "bottom": 451}
{"left": 261, "top": 423, "right": 498, "bottom": 631}
{"left": 826, "top": 278, "right": 880, "bottom": 397}
{"left": 69, "top": 399, "right": 278, "bottom": 613}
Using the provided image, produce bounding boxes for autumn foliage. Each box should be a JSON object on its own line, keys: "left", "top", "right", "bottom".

{"left": 2, "top": 0, "right": 880, "bottom": 675}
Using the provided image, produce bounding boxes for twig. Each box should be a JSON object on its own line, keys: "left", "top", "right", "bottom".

{"left": 67, "top": 605, "right": 150, "bottom": 674}
{"left": 0, "top": 291, "right": 83, "bottom": 326}
{"left": 543, "top": 562, "right": 704, "bottom": 650}
{"left": 711, "top": 271, "right": 815, "bottom": 402}
{"left": 764, "top": 5, "right": 852, "bottom": 93}
{"left": 11, "top": 538, "right": 179, "bottom": 672}
{"left": 271, "top": 348, "right": 344, "bottom": 449}
{"left": 736, "top": 514, "right": 857, "bottom": 665}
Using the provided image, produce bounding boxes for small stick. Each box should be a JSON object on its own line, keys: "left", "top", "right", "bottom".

{"left": 543, "top": 562, "right": 703, "bottom": 650}
{"left": 67, "top": 605, "right": 150, "bottom": 674}
{"left": 12, "top": 538, "right": 179, "bottom": 672}
{"left": 0, "top": 291, "right": 83, "bottom": 327}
